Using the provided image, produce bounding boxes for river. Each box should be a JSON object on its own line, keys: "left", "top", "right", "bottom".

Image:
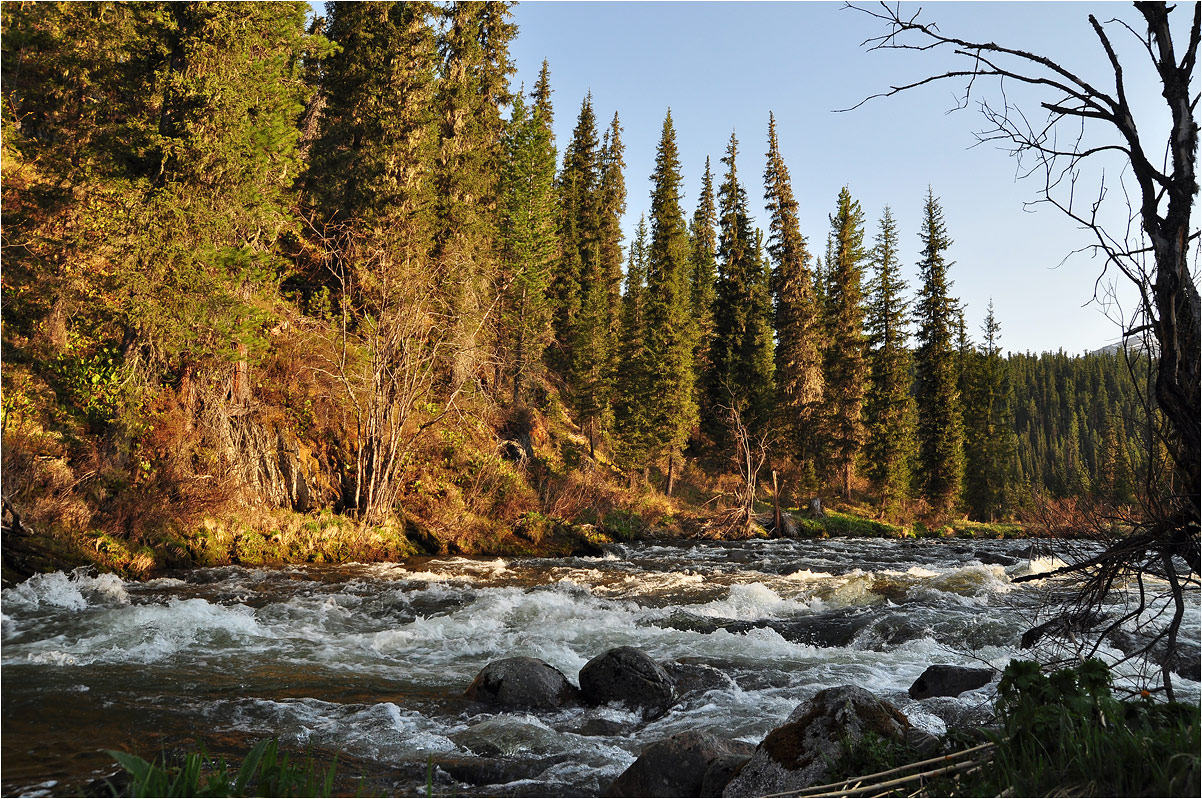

{"left": 3, "top": 537, "right": 1198, "bottom": 796}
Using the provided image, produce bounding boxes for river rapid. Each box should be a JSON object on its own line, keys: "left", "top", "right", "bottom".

{"left": 3, "top": 537, "right": 1199, "bottom": 797}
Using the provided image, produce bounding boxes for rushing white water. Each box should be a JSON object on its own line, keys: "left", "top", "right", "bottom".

{"left": 2, "top": 537, "right": 1198, "bottom": 797}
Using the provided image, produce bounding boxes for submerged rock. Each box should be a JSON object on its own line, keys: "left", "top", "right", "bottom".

{"left": 974, "top": 551, "right": 1019, "bottom": 567}
{"left": 605, "top": 731, "right": 755, "bottom": 798}
{"left": 722, "top": 685, "right": 910, "bottom": 797}
{"left": 908, "top": 664, "right": 994, "bottom": 699}
{"left": 579, "top": 646, "right": 676, "bottom": 719}
{"left": 463, "top": 656, "right": 579, "bottom": 710}
{"left": 661, "top": 659, "right": 738, "bottom": 701}
{"left": 1108, "top": 630, "right": 1202, "bottom": 682}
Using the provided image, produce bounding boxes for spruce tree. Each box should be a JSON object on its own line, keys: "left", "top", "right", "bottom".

{"left": 688, "top": 158, "right": 719, "bottom": 389}
{"left": 598, "top": 112, "right": 628, "bottom": 432}
{"left": 308, "top": 1, "right": 437, "bottom": 231}
{"left": 498, "top": 91, "right": 558, "bottom": 404}
{"left": 434, "top": 0, "right": 515, "bottom": 384}
{"left": 821, "top": 187, "right": 869, "bottom": 500}
{"left": 913, "top": 188, "right": 965, "bottom": 515}
{"left": 614, "top": 216, "right": 654, "bottom": 471}
{"left": 863, "top": 207, "right": 915, "bottom": 513}
{"left": 643, "top": 111, "right": 698, "bottom": 493}
{"left": 557, "top": 95, "right": 607, "bottom": 454}
{"left": 764, "top": 113, "right": 823, "bottom": 480}
{"left": 963, "top": 301, "right": 1018, "bottom": 519}
{"left": 708, "top": 132, "right": 775, "bottom": 435}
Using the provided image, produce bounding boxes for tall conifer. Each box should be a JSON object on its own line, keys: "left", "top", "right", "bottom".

{"left": 598, "top": 112, "right": 628, "bottom": 431}
{"left": 644, "top": 111, "right": 697, "bottom": 493}
{"left": 863, "top": 207, "right": 915, "bottom": 512}
{"left": 913, "top": 188, "right": 965, "bottom": 514}
{"left": 498, "top": 90, "right": 558, "bottom": 403}
{"left": 688, "top": 158, "right": 719, "bottom": 388}
{"left": 614, "top": 216, "right": 654, "bottom": 470}
{"left": 709, "top": 133, "right": 775, "bottom": 434}
{"left": 557, "top": 96, "right": 607, "bottom": 454}
{"left": 821, "top": 188, "right": 869, "bottom": 499}
{"left": 764, "top": 113, "right": 823, "bottom": 477}
{"left": 434, "top": 0, "right": 515, "bottom": 383}
{"left": 963, "top": 301, "right": 1018, "bottom": 519}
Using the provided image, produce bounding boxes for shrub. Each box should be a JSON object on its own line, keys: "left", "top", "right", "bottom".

{"left": 106, "top": 738, "right": 342, "bottom": 798}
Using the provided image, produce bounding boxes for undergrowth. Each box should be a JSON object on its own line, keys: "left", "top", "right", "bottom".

{"left": 105, "top": 738, "right": 344, "bottom": 798}
{"left": 823, "top": 658, "right": 1200, "bottom": 797}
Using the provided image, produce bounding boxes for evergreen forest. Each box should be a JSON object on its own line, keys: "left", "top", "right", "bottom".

{"left": 0, "top": 1, "right": 1163, "bottom": 574}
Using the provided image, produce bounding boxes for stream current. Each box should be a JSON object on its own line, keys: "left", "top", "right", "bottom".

{"left": 3, "top": 537, "right": 1199, "bottom": 796}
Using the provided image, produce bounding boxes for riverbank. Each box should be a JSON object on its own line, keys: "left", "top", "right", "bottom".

{"left": 2, "top": 498, "right": 1037, "bottom": 586}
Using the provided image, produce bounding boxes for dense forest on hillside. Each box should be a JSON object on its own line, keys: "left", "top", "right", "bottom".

{"left": 0, "top": 1, "right": 1160, "bottom": 574}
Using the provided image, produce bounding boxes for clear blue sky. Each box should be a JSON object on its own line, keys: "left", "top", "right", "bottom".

{"left": 504, "top": 1, "right": 1189, "bottom": 355}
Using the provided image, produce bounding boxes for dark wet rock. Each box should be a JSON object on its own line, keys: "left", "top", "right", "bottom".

{"left": 580, "top": 646, "right": 676, "bottom": 719}
{"left": 604, "top": 731, "right": 755, "bottom": 797}
{"left": 908, "top": 665, "right": 994, "bottom": 699}
{"left": 661, "top": 659, "right": 738, "bottom": 700}
{"left": 463, "top": 656, "right": 579, "bottom": 710}
{"left": 723, "top": 685, "right": 910, "bottom": 797}
{"left": 912, "top": 695, "right": 997, "bottom": 732}
{"left": 576, "top": 717, "right": 637, "bottom": 737}
{"left": 974, "top": 551, "right": 1019, "bottom": 567}
{"left": 1109, "top": 630, "right": 1202, "bottom": 682}
{"left": 433, "top": 754, "right": 560, "bottom": 786}
{"left": 449, "top": 716, "right": 564, "bottom": 758}
{"left": 658, "top": 609, "right": 886, "bottom": 650}
{"left": 904, "top": 727, "right": 942, "bottom": 755}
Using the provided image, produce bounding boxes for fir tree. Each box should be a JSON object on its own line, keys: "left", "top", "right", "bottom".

{"left": 532, "top": 59, "right": 554, "bottom": 125}
{"left": 913, "top": 188, "right": 965, "bottom": 515}
{"left": 963, "top": 302, "right": 1019, "bottom": 519}
{"left": 598, "top": 111, "right": 628, "bottom": 430}
{"left": 614, "top": 216, "right": 654, "bottom": 470}
{"left": 764, "top": 113, "right": 823, "bottom": 480}
{"left": 557, "top": 95, "right": 606, "bottom": 454}
{"left": 643, "top": 110, "right": 698, "bottom": 494}
{"left": 688, "top": 158, "right": 719, "bottom": 387}
{"left": 498, "top": 91, "right": 558, "bottom": 404}
{"left": 863, "top": 207, "right": 915, "bottom": 513}
{"left": 434, "top": 0, "right": 516, "bottom": 384}
{"left": 821, "top": 187, "right": 869, "bottom": 500}
{"left": 708, "top": 132, "right": 774, "bottom": 435}
{"left": 308, "top": 1, "right": 437, "bottom": 231}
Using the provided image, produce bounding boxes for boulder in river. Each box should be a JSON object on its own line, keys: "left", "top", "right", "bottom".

{"left": 463, "top": 656, "right": 579, "bottom": 710}
{"left": 579, "top": 646, "right": 676, "bottom": 719}
{"left": 908, "top": 664, "right": 994, "bottom": 699}
{"left": 1108, "top": 630, "right": 1202, "bottom": 682}
{"left": 974, "top": 550, "right": 1019, "bottom": 567}
{"left": 604, "top": 730, "right": 755, "bottom": 798}
{"left": 722, "top": 685, "right": 910, "bottom": 797}
{"left": 660, "top": 659, "right": 738, "bottom": 701}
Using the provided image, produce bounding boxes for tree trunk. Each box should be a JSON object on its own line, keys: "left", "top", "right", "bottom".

{"left": 773, "top": 470, "right": 782, "bottom": 533}
{"left": 666, "top": 453, "right": 676, "bottom": 497}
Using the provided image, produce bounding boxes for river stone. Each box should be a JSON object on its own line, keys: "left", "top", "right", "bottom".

{"left": 579, "top": 646, "right": 676, "bottom": 719}
{"left": 661, "top": 659, "right": 737, "bottom": 700}
{"left": 463, "top": 656, "right": 579, "bottom": 710}
{"left": 974, "top": 550, "right": 1019, "bottom": 567}
{"left": 1108, "top": 630, "right": 1202, "bottom": 681}
{"left": 908, "top": 665, "right": 994, "bottom": 699}
{"left": 722, "top": 685, "right": 910, "bottom": 797}
{"left": 604, "top": 731, "right": 755, "bottom": 797}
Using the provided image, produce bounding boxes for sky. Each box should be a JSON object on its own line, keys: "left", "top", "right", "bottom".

{"left": 502, "top": 0, "right": 1194, "bottom": 356}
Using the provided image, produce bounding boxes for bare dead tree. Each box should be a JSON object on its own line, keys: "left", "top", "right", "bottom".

{"left": 304, "top": 219, "right": 489, "bottom": 527}
{"left": 703, "top": 399, "right": 774, "bottom": 539}
{"left": 848, "top": 1, "right": 1199, "bottom": 698}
